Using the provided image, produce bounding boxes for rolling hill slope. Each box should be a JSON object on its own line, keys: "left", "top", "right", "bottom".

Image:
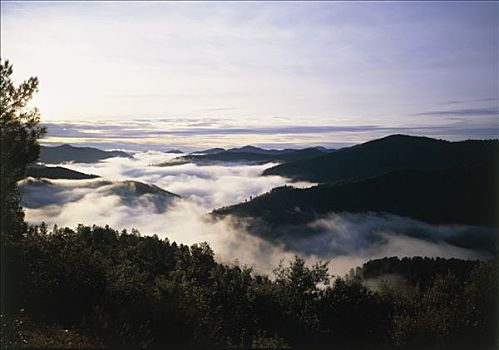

{"left": 215, "top": 165, "right": 499, "bottom": 228}
{"left": 263, "top": 135, "right": 498, "bottom": 183}
{"left": 26, "top": 165, "right": 99, "bottom": 179}
{"left": 40, "top": 144, "right": 132, "bottom": 164}
{"left": 158, "top": 146, "right": 334, "bottom": 166}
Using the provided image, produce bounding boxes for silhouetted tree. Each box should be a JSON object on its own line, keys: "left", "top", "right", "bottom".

{"left": 0, "top": 59, "right": 46, "bottom": 238}
{"left": 1, "top": 60, "right": 46, "bottom": 344}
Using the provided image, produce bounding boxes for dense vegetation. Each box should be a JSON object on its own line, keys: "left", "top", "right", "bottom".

{"left": 356, "top": 256, "right": 484, "bottom": 291}
{"left": 0, "top": 59, "right": 46, "bottom": 237}
{"left": 162, "top": 146, "right": 332, "bottom": 166}
{"left": 40, "top": 144, "right": 131, "bottom": 164}
{"left": 2, "top": 225, "right": 497, "bottom": 349}
{"left": 19, "top": 179, "right": 180, "bottom": 213}
{"left": 26, "top": 164, "right": 99, "bottom": 179}
{"left": 215, "top": 165, "right": 499, "bottom": 231}
{"left": 263, "top": 134, "right": 499, "bottom": 183}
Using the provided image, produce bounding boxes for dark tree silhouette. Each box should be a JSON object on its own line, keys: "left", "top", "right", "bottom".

{"left": 0, "top": 59, "right": 46, "bottom": 238}
{"left": 1, "top": 60, "right": 46, "bottom": 346}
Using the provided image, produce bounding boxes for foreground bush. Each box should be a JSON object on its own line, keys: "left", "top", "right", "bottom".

{"left": 1, "top": 224, "right": 497, "bottom": 349}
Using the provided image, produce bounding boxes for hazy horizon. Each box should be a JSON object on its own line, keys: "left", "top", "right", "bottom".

{"left": 39, "top": 117, "right": 498, "bottom": 152}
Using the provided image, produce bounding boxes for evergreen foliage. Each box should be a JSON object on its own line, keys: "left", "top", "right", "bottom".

{"left": 215, "top": 165, "right": 499, "bottom": 229}
{"left": 0, "top": 59, "right": 46, "bottom": 238}
{"left": 1, "top": 225, "right": 496, "bottom": 349}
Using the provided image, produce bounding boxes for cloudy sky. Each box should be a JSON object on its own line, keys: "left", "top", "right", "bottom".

{"left": 1, "top": 1, "right": 498, "bottom": 147}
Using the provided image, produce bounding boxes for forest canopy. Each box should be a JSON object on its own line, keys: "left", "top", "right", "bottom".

{"left": 2, "top": 224, "right": 497, "bottom": 349}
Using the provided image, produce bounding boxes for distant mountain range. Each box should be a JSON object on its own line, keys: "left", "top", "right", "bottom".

{"left": 263, "top": 134, "right": 498, "bottom": 183}
{"left": 40, "top": 144, "right": 132, "bottom": 164}
{"left": 191, "top": 145, "right": 335, "bottom": 156}
{"left": 164, "top": 149, "right": 184, "bottom": 154}
{"left": 157, "top": 145, "right": 335, "bottom": 166}
{"left": 190, "top": 148, "right": 226, "bottom": 155}
{"left": 27, "top": 164, "right": 99, "bottom": 179}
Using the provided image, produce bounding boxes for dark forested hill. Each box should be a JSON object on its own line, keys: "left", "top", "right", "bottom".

{"left": 191, "top": 148, "right": 326, "bottom": 163}
{"left": 157, "top": 146, "right": 333, "bottom": 166}
{"left": 190, "top": 147, "right": 226, "bottom": 155}
{"left": 356, "top": 256, "right": 481, "bottom": 291}
{"left": 263, "top": 135, "right": 499, "bottom": 183}
{"left": 215, "top": 165, "right": 499, "bottom": 228}
{"left": 164, "top": 149, "right": 184, "bottom": 154}
{"left": 26, "top": 164, "right": 99, "bottom": 179}
{"left": 40, "top": 144, "right": 132, "bottom": 164}
{"left": 19, "top": 179, "right": 180, "bottom": 212}
{"left": 222, "top": 145, "right": 334, "bottom": 156}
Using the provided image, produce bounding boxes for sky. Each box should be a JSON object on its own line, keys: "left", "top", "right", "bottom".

{"left": 1, "top": 1, "right": 498, "bottom": 148}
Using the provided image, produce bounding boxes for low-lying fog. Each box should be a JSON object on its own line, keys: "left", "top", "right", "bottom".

{"left": 20, "top": 151, "right": 491, "bottom": 276}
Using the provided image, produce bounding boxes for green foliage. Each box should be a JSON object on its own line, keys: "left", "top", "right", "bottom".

{"left": 0, "top": 59, "right": 46, "bottom": 238}
{"left": 263, "top": 134, "right": 499, "bottom": 183}
{"left": 2, "top": 224, "right": 496, "bottom": 349}
{"left": 178, "top": 147, "right": 327, "bottom": 165}
{"left": 39, "top": 144, "right": 131, "bottom": 164}
{"left": 273, "top": 257, "right": 329, "bottom": 332}
{"left": 26, "top": 165, "right": 99, "bottom": 179}
{"left": 359, "top": 256, "right": 480, "bottom": 291}
{"left": 215, "top": 164, "right": 499, "bottom": 229}
{"left": 0, "top": 314, "right": 28, "bottom": 349}
{"left": 1, "top": 60, "right": 47, "bottom": 343}
{"left": 251, "top": 330, "right": 289, "bottom": 348}
{"left": 390, "top": 263, "right": 498, "bottom": 350}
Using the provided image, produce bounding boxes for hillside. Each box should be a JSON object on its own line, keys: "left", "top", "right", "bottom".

{"left": 263, "top": 135, "right": 499, "bottom": 183}
{"left": 40, "top": 144, "right": 132, "bottom": 164}
{"left": 357, "top": 256, "right": 480, "bottom": 291}
{"left": 215, "top": 165, "right": 499, "bottom": 229}
{"left": 26, "top": 164, "right": 99, "bottom": 179}
{"left": 190, "top": 147, "right": 226, "bottom": 155}
{"left": 164, "top": 146, "right": 332, "bottom": 165}
{"left": 164, "top": 149, "right": 184, "bottom": 154}
{"left": 20, "top": 179, "right": 180, "bottom": 212}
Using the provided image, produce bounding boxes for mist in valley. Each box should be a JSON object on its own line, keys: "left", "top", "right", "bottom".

{"left": 20, "top": 151, "right": 492, "bottom": 276}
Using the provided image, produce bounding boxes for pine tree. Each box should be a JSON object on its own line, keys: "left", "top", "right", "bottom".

{"left": 0, "top": 59, "right": 46, "bottom": 238}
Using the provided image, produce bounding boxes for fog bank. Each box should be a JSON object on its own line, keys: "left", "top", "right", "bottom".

{"left": 20, "top": 152, "right": 493, "bottom": 276}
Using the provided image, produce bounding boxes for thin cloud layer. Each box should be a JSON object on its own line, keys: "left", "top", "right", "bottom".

{"left": 40, "top": 117, "right": 499, "bottom": 153}
{"left": 414, "top": 107, "right": 499, "bottom": 117}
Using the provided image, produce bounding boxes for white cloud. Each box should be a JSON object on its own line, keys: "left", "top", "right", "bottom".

{"left": 20, "top": 152, "right": 491, "bottom": 277}
{"left": 52, "top": 152, "right": 313, "bottom": 209}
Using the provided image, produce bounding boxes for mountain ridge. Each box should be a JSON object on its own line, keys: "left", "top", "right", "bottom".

{"left": 26, "top": 164, "right": 99, "bottom": 179}
{"left": 214, "top": 164, "right": 499, "bottom": 229}
{"left": 40, "top": 144, "right": 132, "bottom": 164}
{"left": 159, "top": 146, "right": 334, "bottom": 166}
{"left": 263, "top": 134, "right": 499, "bottom": 183}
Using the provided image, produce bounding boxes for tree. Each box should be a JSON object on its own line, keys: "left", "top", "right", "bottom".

{"left": 1, "top": 60, "right": 46, "bottom": 333}
{"left": 0, "top": 59, "right": 46, "bottom": 238}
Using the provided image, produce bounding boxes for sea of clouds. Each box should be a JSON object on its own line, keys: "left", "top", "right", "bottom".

{"left": 20, "top": 151, "right": 493, "bottom": 276}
